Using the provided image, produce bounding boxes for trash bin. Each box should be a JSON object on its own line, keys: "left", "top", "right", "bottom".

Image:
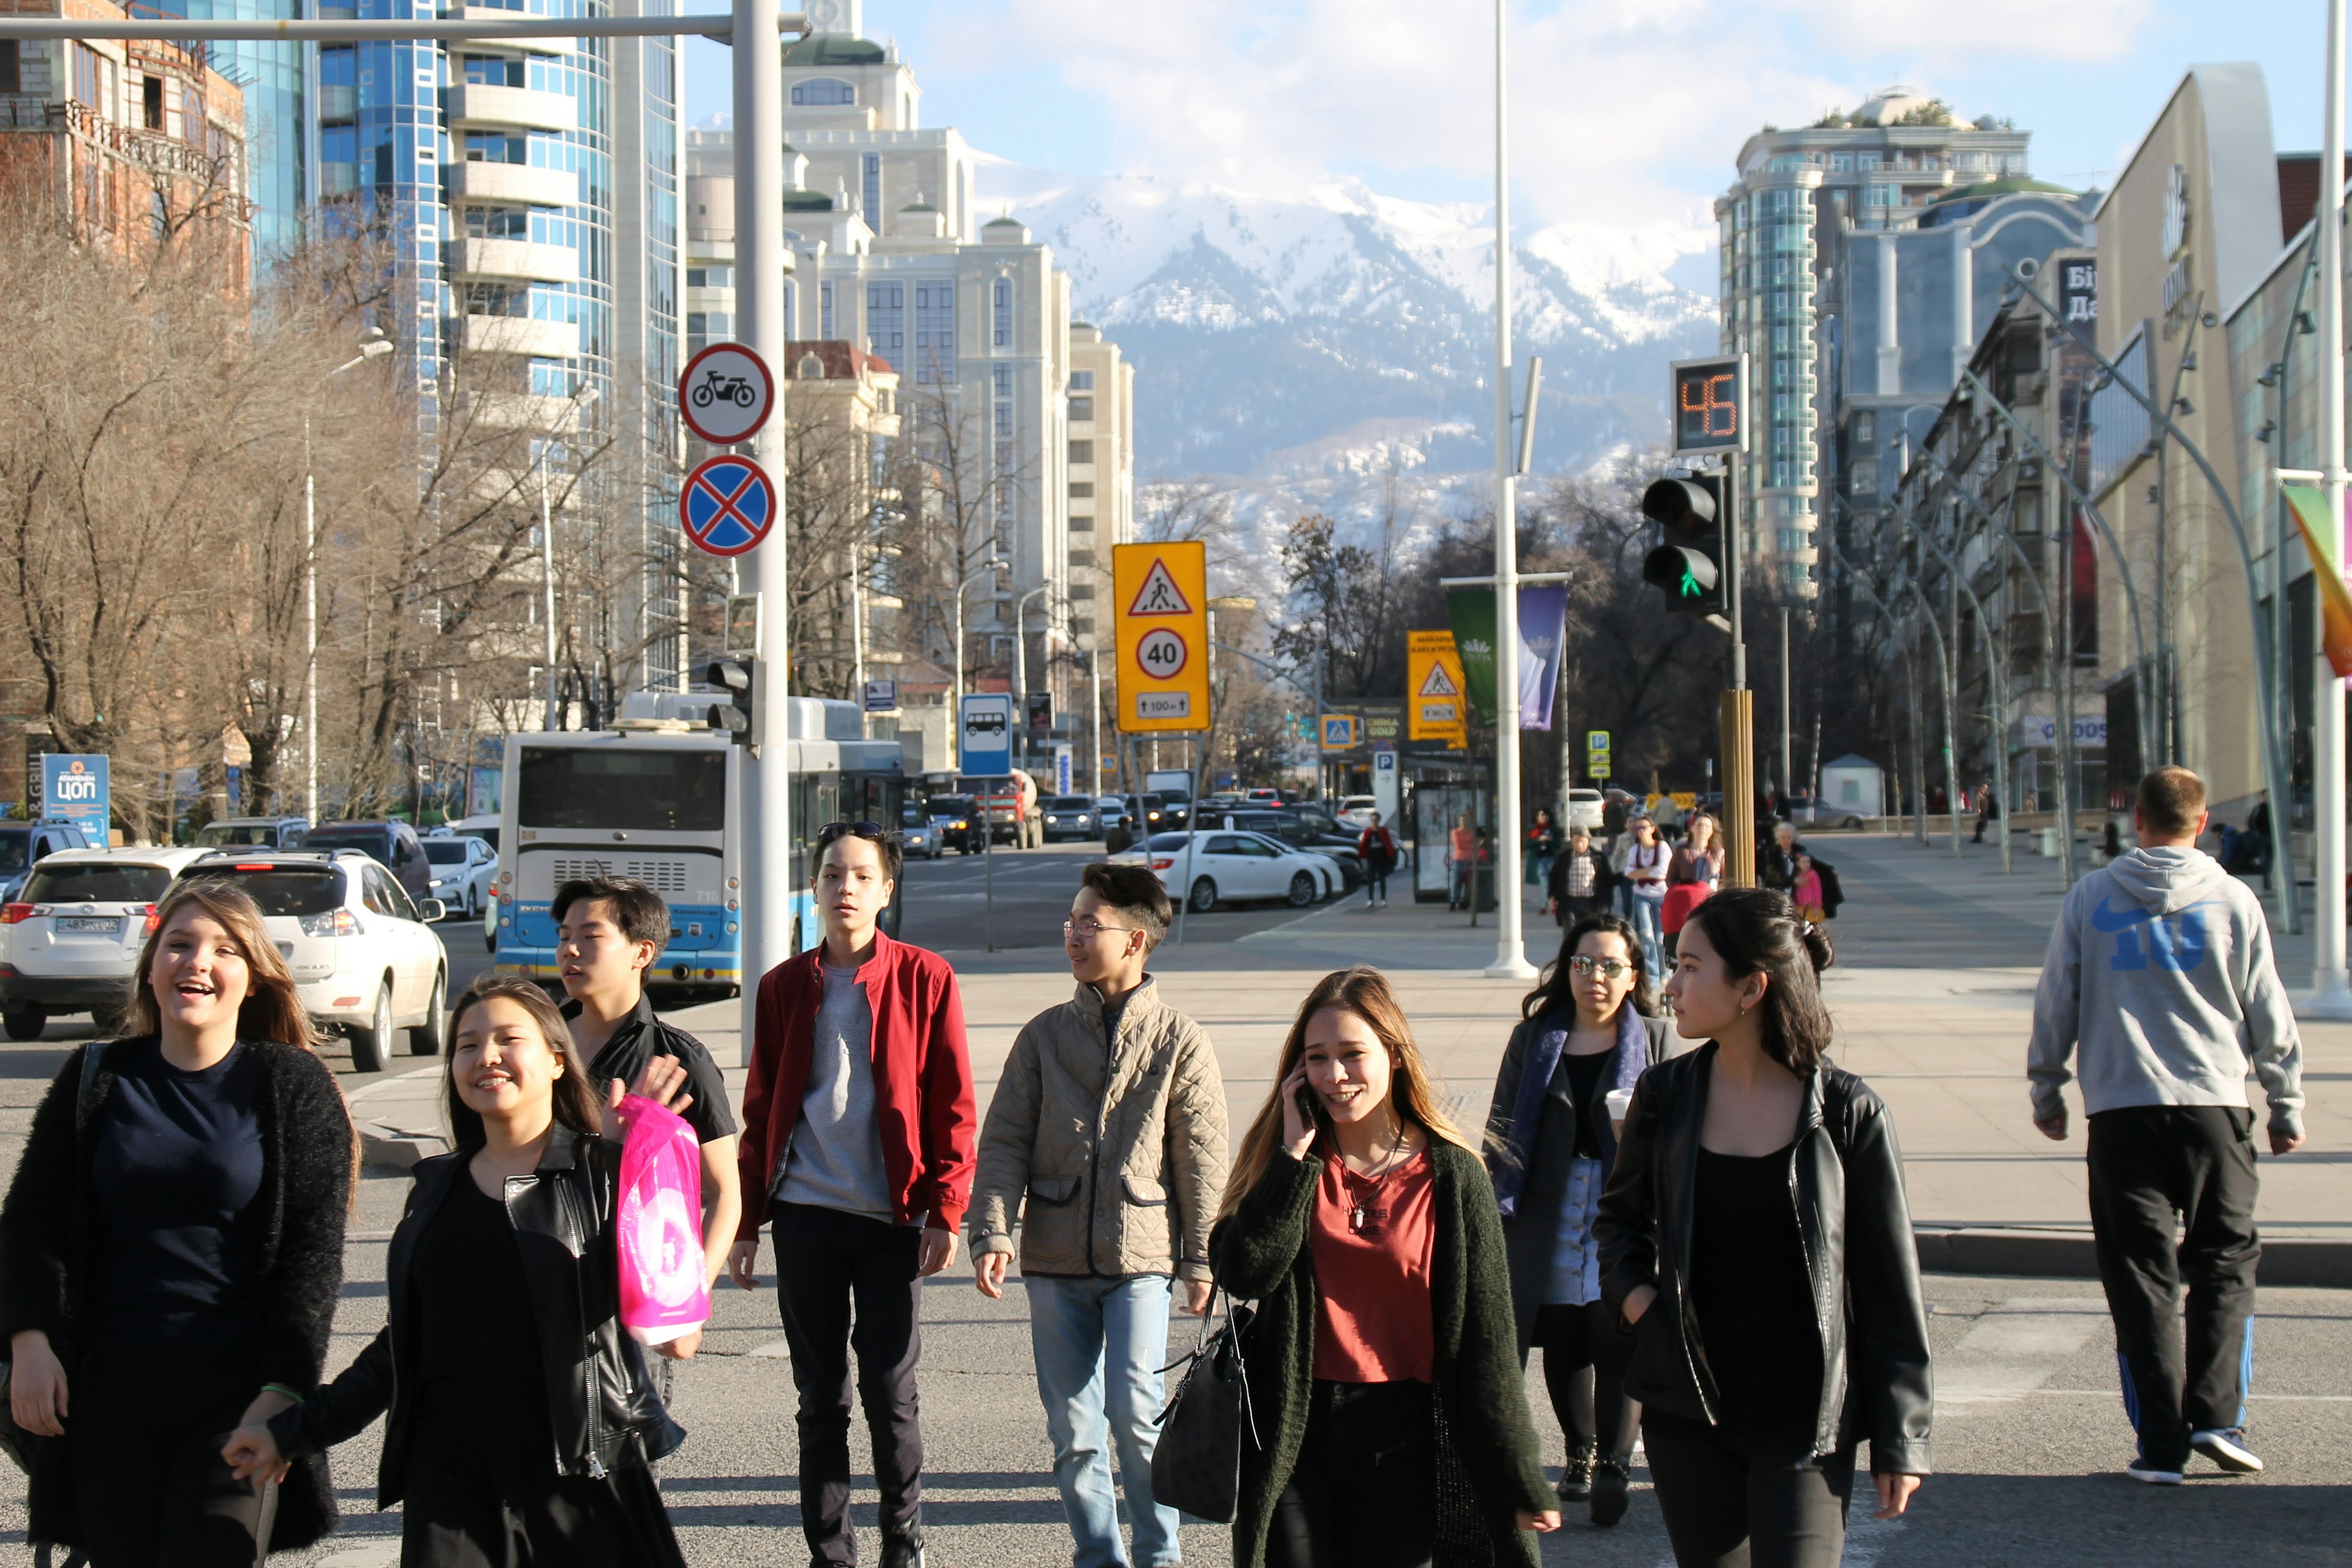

{"left": 2036, "top": 827, "right": 2061, "bottom": 859}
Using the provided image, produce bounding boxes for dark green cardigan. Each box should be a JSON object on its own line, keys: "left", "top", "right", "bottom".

{"left": 1208, "top": 1137, "right": 1553, "bottom": 1568}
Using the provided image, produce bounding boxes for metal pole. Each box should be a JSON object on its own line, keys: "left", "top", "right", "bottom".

{"left": 541, "top": 451, "right": 558, "bottom": 731}
{"left": 1091, "top": 648, "right": 1102, "bottom": 800}
{"left": 2315, "top": 0, "right": 2352, "bottom": 1015}
{"left": 848, "top": 535, "right": 864, "bottom": 726}
{"left": 737, "top": 0, "right": 790, "bottom": 1053}
{"left": 304, "top": 416, "right": 318, "bottom": 821}
{"left": 1485, "top": 0, "right": 1532, "bottom": 979}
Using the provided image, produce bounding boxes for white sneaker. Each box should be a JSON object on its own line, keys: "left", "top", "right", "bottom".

{"left": 2190, "top": 1428, "right": 2263, "bottom": 1474}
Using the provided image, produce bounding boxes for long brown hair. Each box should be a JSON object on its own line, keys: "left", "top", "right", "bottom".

{"left": 1218, "top": 966, "right": 1475, "bottom": 1220}
{"left": 441, "top": 976, "right": 606, "bottom": 1150}
{"left": 124, "top": 879, "right": 329, "bottom": 1050}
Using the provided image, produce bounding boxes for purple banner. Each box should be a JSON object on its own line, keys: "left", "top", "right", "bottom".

{"left": 1518, "top": 584, "right": 1567, "bottom": 731}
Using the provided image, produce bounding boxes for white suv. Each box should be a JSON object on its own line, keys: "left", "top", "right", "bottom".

{"left": 181, "top": 850, "right": 451, "bottom": 1073}
{"left": 0, "top": 846, "right": 214, "bottom": 1041}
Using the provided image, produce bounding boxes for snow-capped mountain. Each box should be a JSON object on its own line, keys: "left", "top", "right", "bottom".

{"left": 974, "top": 161, "right": 1721, "bottom": 490}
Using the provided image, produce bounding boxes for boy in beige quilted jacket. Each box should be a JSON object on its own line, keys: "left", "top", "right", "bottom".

{"left": 970, "top": 861, "right": 1229, "bottom": 1567}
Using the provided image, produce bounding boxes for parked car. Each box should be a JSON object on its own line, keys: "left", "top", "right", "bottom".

{"left": 1107, "top": 830, "right": 1340, "bottom": 913}
{"left": 0, "top": 845, "right": 212, "bottom": 1040}
{"left": 1334, "top": 794, "right": 1379, "bottom": 827}
{"left": 421, "top": 834, "right": 497, "bottom": 919}
{"left": 181, "top": 848, "right": 449, "bottom": 1074}
{"left": 0, "top": 821, "right": 96, "bottom": 905}
{"left": 194, "top": 816, "right": 311, "bottom": 851}
{"left": 1210, "top": 807, "right": 1363, "bottom": 889}
{"left": 302, "top": 820, "right": 433, "bottom": 904}
{"left": 1564, "top": 788, "right": 1606, "bottom": 834}
{"left": 1039, "top": 795, "right": 1102, "bottom": 842}
{"left": 1094, "top": 796, "right": 1135, "bottom": 834}
{"left": 900, "top": 804, "right": 943, "bottom": 860}
{"left": 929, "top": 795, "right": 983, "bottom": 854}
{"left": 432, "top": 813, "right": 503, "bottom": 854}
{"left": 1245, "top": 788, "right": 1283, "bottom": 805}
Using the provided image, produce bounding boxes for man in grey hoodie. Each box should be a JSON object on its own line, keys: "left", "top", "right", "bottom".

{"left": 2028, "top": 766, "right": 2305, "bottom": 1485}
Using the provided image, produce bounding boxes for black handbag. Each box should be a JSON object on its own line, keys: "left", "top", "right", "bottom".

{"left": 1148, "top": 1286, "right": 1256, "bottom": 1523}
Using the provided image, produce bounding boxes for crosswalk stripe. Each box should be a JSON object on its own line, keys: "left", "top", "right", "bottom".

{"left": 1934, "top": 1297, "right": 2108, "bottom": 1405}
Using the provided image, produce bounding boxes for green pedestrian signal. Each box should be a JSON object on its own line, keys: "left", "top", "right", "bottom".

{"left": 1641, "top": 474, "right": 1726, "bottom": 618}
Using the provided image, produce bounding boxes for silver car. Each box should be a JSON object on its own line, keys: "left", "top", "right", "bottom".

{"left": 900, "top": 805, "right": 943, "bottom": 860}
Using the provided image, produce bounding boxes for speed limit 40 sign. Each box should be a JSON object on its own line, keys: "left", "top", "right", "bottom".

{"left": 1114, "top": 541, "right": 1208, "bottom": 734}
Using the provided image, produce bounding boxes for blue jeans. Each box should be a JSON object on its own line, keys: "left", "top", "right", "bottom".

{"left": 1629, "top": 892, "right": 1665, "bottom": 978}
{"left": 1028, "top": 1274, "right": 1182, "bottom": 1567}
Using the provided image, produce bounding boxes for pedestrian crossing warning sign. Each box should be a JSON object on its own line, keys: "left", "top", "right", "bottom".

{"left": 1114, "top": 541, "right": 1210, "bottom": 734}
{"left": 1406, "top": 630, "right": 1468, "bottom": 747}
{"left": 1126, "top": 558, "right": 1194, "bottom": 617}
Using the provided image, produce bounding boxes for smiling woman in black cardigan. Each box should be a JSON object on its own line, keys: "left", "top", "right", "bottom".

{"left": 2, "top": 881, "right": 353, "bottom": 1566}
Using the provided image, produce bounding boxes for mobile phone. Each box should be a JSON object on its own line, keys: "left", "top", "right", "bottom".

{"left": 1294, "top": 1079, "right": 1321, "bottom": 1127}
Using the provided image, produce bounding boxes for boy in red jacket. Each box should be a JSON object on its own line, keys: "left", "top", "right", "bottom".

{"left": 729, "top": 821, "right": 976, "bottom": 1568}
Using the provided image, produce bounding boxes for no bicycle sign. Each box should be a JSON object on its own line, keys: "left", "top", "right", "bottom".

{"left": 680, "top": 454, "right": 775, "bottom": 557}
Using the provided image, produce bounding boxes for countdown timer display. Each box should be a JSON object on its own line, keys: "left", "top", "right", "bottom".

{"left": 1671, "top": 353, "right": 1747, "bottom": 459}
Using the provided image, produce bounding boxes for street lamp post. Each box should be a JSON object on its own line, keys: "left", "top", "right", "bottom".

{"left": 949, "top": 557, "right": 1008, "bottom": 727}
{"left": 1485, "top": 0, "right": 1534, "bottom": 981}
{"left": 303, "top": 334, "right": 391, "bottom": 821}
{"left": 2313, "top": 0, "right": 2352, "bottom": 1016}
{"left": 1012, "top": 582, "right": 1050, "bottom": 769}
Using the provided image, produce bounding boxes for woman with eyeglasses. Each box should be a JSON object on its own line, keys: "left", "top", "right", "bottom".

{"left": 1486, "top": 912, "right": 1679, "bottom": 1526}
{"left": 729, "top": 819, "right": 976, "bottom": 1568}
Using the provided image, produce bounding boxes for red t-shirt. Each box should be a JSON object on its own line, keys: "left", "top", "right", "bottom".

{"left": 1309, "top": 1147, "right": 1436, "bottom": 1384}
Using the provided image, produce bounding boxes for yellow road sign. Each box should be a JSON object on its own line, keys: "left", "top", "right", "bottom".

{"left": 1406, "top": 630, "right": 1468, "bottom": 748}
{"left": 1114, "top": 541, "right": 1210, "bottom": 734}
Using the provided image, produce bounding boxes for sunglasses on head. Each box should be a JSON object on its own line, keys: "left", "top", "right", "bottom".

{"left": 815, "top": 820, "right": 892, "bottom": 846}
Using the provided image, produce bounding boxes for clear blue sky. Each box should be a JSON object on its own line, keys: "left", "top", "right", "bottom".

{"left": 683, "top": 1, "right": 2338, "bottom": 237}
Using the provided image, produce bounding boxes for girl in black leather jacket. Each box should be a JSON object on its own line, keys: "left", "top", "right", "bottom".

{"left": 1596, "top": 888, "right": 1932, "bottom": 1568}
{"left": 223, "top": 977, "right": 693, "bottom": 1568}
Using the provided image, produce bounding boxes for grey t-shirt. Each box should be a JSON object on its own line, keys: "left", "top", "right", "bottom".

{"left": 775, "top": 960, "right": 897, "bottom": 1221}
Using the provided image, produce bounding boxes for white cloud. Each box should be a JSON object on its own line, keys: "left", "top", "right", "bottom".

{"left": 908, "top": 0, "right": 2163, "bottom": 227}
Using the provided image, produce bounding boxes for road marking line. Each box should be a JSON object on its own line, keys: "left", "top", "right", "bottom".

{"left": 1935, "top": 1297, "right": 2107, "bottom": 1404}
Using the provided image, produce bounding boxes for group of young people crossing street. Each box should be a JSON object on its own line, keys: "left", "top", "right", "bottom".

{"left": 0, "top": 760, "right": 2312, "bottom": 1567}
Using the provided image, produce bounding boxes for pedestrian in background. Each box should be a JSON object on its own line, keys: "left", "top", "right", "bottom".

{"left": 1448, "top": 813, "right": 1479, "bottom": 911}
{"left": 1662, "top": 813, "right": 1724, "bottom": 963}
{"left": 3, "top": 881, "right": 355, "bottom": 1567}
{"left": 556, "top": 875, "right": 741, "bottom": 1303}
{"left": 1528, "top": 808, "right": 1562, "bottom": 891}
{"left": 1793, "top": 853, "right": 1828, "bottom": 929}
{"left": 1213, "top": 967, "right": 1559, "bottom": 1567}
{"left": 731, "top": 821, "right": 977, "bottom": 1568}
{"left": 2027, "top": 766, "right": 2304, "bottom": 1484}
{"left": 1616, "top": 815, "right": 1670, "bottom": 978}
{"left": 1544, "top": 826, "right": 1615, "bottom": 927}
{"left": 222, "top": 978, "right": 695, "bottom": 1567}
{"left": 1487, "top": 913, "right": 1678, "bottom": 1527}
{"left": 1358, "top": 816, "right": 1401, "bottom": 909}
{"left": 1971, "top": 780, "right": 1999, "bottom": 844}
{"left": 969, "top": 863, "right": 1229, "bottom": 1568}
{"left": 1597, "top": 889, "right": 1931, "bottom": 1567}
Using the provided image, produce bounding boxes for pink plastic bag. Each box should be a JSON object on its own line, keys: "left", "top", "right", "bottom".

{"left": 614, "top": 1094, "right": 710, "bottom": 1346}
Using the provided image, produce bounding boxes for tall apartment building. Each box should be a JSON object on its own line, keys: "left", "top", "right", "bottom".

{"left": 684, "top": 2, "right": 1134, "bottom": 752}
{"left": 149, "top": 0, "right": 304, "bottom": 257}
{"left": 311, "top": 0, "right": 685, "bottom": 688}
{"left": 1716, "top": 86, "right": 2032, "bottom": 597}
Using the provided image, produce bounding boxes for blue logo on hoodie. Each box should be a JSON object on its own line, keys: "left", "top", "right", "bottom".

{"left": 2090, "top": 895, "right": 2210, "bottom": 972}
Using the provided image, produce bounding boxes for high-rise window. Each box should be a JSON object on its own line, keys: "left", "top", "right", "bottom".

{"left": 820, "top": 281, "right": 833, "bottom": 339}
{"left": 791, "top": 78, "right": 854, "bottom": 105}
{"left": 1068, "top": 397, "right": 1093, "bottom": 421}
{"left": 0, "top": 40, "right": 17, "bottom": 93}
{"left": 867, "top": 281, "right": 902, "bottom": 359}
{"left": 1069, "top": 370, "right": 1094, "bottom": 391}
{"left": 862, "top": 153, "right": 881, "bottom": 222}
{"left": 993, "top": 278, "right": 1011, "bottom": 347}
{"left": 462, "top": 54, "right": 522, "bottom": 86}
{"left": 1068, "top": 441, "right": 1094, "bottom": 465}
{"left": 913, "top": 279, "right": 954, "bottom": 383}
{"left": 992, "top": 364, "right": 1015, "bottom": 520}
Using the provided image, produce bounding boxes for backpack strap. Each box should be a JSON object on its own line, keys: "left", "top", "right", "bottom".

{"left": 75, "top": 1039, "right": 111, "bottom": 1131}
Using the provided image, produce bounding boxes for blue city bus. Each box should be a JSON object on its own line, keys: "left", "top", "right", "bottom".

{"left": 491, "top": 696, "right": 905, "bottom": 1001}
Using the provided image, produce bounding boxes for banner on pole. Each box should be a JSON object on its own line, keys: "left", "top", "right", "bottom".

{"left": 1442, "top": 585, "right": 1569, "bottom": 730}
{"left": 2283, "top": 484, "right": 2352, "bottom": 677}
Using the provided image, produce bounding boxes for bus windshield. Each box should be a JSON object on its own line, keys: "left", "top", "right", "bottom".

{"left": 517, "top": 747, "right": 726, "bottom": 834}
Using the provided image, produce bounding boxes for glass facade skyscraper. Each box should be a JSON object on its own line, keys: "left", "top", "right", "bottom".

{"left": 151, "top": 0, "right": 307, "bottom": 258}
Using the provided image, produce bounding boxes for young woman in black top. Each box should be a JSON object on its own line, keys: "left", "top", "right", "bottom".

{"left": 1486, "top": 911, "right": 1675, "bottom": 1526}
{"left": 1596, "top": 888, "right": 1932, "bottom": 1568}
{"left": 222, "top": 977, "right": 694, "bottom": 1567}
{"left": 2, "top": 880, "right": 355, "bottom": 1566}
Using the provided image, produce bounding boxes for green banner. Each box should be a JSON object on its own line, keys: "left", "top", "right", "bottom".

{"left": 1445, "top": 587, "right": 1498, "bottom": 728}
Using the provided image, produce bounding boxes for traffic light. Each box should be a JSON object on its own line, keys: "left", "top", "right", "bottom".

{"left": 1641, "top": 473, "right": 1727, "bottom": 618}
{"left": 703, "top": 658, "right": 758, "bottom": 747}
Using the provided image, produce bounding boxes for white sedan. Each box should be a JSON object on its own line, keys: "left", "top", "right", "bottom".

{"left": 1109, "top": 831, "right": 1340, "bottom": 913}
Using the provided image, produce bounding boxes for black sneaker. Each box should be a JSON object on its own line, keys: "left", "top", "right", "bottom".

{"left": 1556, "top": 1439, "right": 1596, "bottom": 1502}
{"left": 880, "top": 1534, "right": 925, "bottom": 1568}
{"left": 1590, "top": 1458, "right": 1629, "bottom": 1527}
{"left": 2190, "top": 1428, "right": 2263, "bottom": 1474}
{"left": 2123, "top": 1457, "right": 2183, "bottom": 1485}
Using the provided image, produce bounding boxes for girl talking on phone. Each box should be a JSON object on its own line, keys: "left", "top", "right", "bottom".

{"left": 1210, "top": 966, "right": 1557, "bottom": 1568}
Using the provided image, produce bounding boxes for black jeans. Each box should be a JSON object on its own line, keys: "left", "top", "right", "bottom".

{"left": 2086, "top": 1104, "right": 2261, "bottom": 1467}
{"left": 772, "top": 1202, "right": 925, "bottom": 1563}
{"left": 1532, "top": 1301, "right": 1637, "bottom": 1466}
{"left": 1642, "top": 1409, "right": 1855, "bottom": 1568}
{"left": 1266, "top": 1380, "right": 1434, "bottom": 1568}
{"left": 69, "top": 1345, "right": 267, "bottom": 1568}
